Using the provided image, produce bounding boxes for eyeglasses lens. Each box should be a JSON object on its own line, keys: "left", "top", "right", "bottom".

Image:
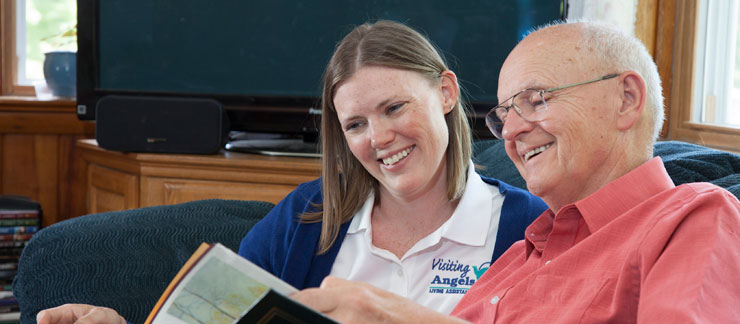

{"left": 486, "top": 89, "right": 548, "bottom": 138}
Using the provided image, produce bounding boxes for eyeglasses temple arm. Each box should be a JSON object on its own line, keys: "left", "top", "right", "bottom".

{"left": 544, "top": 73, "right": 620, "bottom": 92}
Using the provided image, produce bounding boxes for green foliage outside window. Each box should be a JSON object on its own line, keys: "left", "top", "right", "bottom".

{"left": 24, "top": 0, "right": 76, "bottom": 81}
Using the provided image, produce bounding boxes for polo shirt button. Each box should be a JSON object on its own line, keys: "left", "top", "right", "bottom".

{"left": 396, "top": 268, "right": 404, "bottom": 276}
{"left": 490, "top": 296, "right": 500, "bottom": 304}
{"left": 545, "top": 260, "right": 551, "bottom": 265}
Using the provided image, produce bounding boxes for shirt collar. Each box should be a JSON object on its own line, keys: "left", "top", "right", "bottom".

{"left": 574, "top": 157, "right": 675, "bottom": 233}
{"left": 524, "top": 157, "right": 675, "bottom": 253}
{"left": 347, "top": 190, "right": 374, "bottom": 234}
{"left": 441, "top": 161, "right": 498, "bottom": 245}
{"left": 346, "top": 160, "right": 498, "bottom": 247}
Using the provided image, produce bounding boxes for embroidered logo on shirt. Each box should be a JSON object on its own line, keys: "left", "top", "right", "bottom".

{"left": 428, "top": 259, "right": 490, "bottom": 294}
{"left": 473, "top": 263, "right": 489, "bottom": 279}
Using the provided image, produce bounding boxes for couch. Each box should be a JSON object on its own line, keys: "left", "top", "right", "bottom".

{"left": 13, "top": 140, "right": 740, "bottom": 324}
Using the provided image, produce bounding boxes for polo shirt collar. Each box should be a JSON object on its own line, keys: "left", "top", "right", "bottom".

{"left": 347, "top": 190, "right": 374, "bottom": 234}
{"left": 346, "top": 160, "right": 497, "bottom": 247}
{"left": 442, "top": 161, "right": 498, "bottom": 246}
{"left": 574, "top": 157, "right": 675, "bottom": 233}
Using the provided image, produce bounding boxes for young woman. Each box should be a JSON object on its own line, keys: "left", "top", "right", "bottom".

{"left": 36, "top": 20, "right": 546, "bottom": 323}
{"left": 238, "top": 20, "right": 545, "bottom": 314}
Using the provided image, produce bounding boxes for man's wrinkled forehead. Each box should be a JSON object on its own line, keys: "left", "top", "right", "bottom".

{"left": 498, "top": 25, "right": 589, "bottom": 98}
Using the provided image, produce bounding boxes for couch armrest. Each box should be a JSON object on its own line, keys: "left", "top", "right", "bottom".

{"left": 13, "top": 199, "right": 274, "bottom": 324}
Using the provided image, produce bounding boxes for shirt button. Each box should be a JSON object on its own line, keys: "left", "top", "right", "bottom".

{"left": 396, "top": 268, "right": 404, "bottom": 276}
{"left": 545, "top": 260, "right": 551, "bottom": 265}
{"left": 490, "top": 295, "right": 500, "bottom": 304}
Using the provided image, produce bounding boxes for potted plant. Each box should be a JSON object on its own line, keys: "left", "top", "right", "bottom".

{"left": 41, "top": 25, "right": 76, "bottom": 98}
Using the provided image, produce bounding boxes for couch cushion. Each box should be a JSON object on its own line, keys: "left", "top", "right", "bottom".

{"left": 655, "top": 141, "right": 740, "bottom": 198}
{"left": 473, "top": 139, "right": 526, "bottom": 190}
{"left": 13, "top": 199, "right": 274, "bottom": 324}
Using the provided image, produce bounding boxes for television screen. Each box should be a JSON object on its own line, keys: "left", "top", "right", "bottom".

{"left": 77, "top": 0, "right": 565, "bottom": 148}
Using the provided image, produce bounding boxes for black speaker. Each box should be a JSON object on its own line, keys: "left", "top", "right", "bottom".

{"left": 96, "top": 95, "right": 229, "bottom": 154}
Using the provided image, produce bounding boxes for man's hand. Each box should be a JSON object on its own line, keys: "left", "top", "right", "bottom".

{"left": 292, "top": 276, "right": 469, "bottom": 324}
{"left": 36, "top": 304, "right": 127, "bottom": 324}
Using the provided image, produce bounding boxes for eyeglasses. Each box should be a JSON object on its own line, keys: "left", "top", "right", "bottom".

{"left": 485, "top": 73, "right": 619, "bottom": 138}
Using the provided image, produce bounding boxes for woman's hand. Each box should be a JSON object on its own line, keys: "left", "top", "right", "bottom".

{"left": 36, "top": 304, "right": 127, "bottom": 324}
{"left": 292, "top": 276, "right": 469, "bottom": 324}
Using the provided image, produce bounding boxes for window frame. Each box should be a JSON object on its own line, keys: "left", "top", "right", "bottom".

{"left": 0, "top": 0, "right": 34, "bottom": 96}
{"left": 668, "top": 0, "right": 740, "bottom": 152}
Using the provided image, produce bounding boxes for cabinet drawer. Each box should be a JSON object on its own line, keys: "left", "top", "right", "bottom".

{"left": 140, "top": 177, "right": 297, "bottom": 207}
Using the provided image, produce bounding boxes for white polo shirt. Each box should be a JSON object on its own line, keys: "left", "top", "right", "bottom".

{"left": 328, "top": 162, "right": 504, "bottom": 314}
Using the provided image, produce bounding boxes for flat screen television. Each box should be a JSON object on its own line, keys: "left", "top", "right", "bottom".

{"left": 76, "top": 0, "right": 566, "bottom": 155}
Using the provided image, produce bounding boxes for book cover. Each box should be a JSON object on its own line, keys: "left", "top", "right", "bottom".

{"left": 0, "top": 226, "right": 37, "bottom": 235}
{"left": 0, "top": 311, "right": 20, "bottom": 322}
{"left": 0, "top": 219, "right": 38, "bottom": 226}
{"left": 0, "top": 234, "right": 33, "bottom": 241}
{"left": 0, "top": 241, "right": 26, "bottom": 249}
{"left": 145, "top": 243, "right": 337, "bottom": 324}
{"left": 0, "top": 210, "right": 38, "bottom": 220}
{"left": 0, "top": 271, "right": 15, "bottom": 281}
{"left": 0, "top": 248, "right": 24, "bottom": 258}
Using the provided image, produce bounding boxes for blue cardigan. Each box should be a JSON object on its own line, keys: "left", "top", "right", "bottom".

{"left": 239, "top": 175, "right": 547, "bottom": 289}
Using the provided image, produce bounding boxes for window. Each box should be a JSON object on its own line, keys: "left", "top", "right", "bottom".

{"left": 1, "top": 0, "right": 76, "bottom": 96}
{"left": 693, "top": 0, "right": 740, "bottom": 127}
{"left": 669, "top": 0, "right": 740, "bottom": 152}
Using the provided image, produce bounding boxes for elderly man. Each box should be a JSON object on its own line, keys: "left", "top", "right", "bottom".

{"left": 291, "top": 20, "right": 740, "bottom": 323}
{"left": 448, "top": 20, "right": 740, "bottom": 322}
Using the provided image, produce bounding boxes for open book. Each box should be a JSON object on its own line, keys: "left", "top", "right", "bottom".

{"left": 145, "top": 243, "right": 337, "bottom": 324}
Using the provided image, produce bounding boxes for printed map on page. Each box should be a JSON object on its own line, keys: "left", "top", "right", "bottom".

{"left": 165, "top": 256, "right": 269, "bottom": 324}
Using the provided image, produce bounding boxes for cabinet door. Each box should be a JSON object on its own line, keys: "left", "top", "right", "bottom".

{"left": 140, "top": 177, "right": 297, "bottom": 207}
{"left": 87, "top": 164, "right": 139, "bottom": 213}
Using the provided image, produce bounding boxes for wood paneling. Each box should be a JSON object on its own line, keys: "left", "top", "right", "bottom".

{"left": 654, "top": 0, "right": 676, "bottom": 137}
{"left": 0, "top": 99, "right": 94, "bottom": 225}
{"left": 1, "top": 135, "right": 59, "bottom": 227}
{"left": 635, "top": 0, "right": 675, "bottom": 138}
{"left": 635, "top": 0, "right": 659, "bottom": 57}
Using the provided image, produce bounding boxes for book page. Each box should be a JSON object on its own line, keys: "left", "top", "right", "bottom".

{"left": 149, "top": 243, "right": 298, "bottom": 324}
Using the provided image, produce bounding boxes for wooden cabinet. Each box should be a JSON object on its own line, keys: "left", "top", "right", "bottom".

{"left": 77, "top": 139, "right": 320, "bottom": 214}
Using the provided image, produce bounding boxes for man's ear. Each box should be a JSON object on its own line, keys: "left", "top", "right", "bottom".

{"left": 439, "top": 70, "right": 459, "bottom": 114}
{"left": 616, "top": 71, "right": 646, "bottom": 131}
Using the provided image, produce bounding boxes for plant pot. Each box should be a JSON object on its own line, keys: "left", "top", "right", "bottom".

{"left": 43, "top": 51, "right": 76, "bottom": 98}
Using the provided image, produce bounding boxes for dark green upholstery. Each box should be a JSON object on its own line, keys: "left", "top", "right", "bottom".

{"left": 13, "top": 199, "right": 274, "bottom": 324}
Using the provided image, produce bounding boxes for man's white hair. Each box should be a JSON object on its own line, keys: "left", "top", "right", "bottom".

{"left": 533, "top": 20, "right": 665, "bottom": 143}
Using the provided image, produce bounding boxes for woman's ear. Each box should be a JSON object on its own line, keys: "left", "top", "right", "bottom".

{"left": 616, "top": 71, "right": 646, "bottom": 131}
{"left": 439, "top": 70, "right": 459, "bottom": 114}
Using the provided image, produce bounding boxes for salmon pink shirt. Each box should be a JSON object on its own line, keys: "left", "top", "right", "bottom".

{"left": 451, "top": 157, "right": 740, "bottom": 323}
